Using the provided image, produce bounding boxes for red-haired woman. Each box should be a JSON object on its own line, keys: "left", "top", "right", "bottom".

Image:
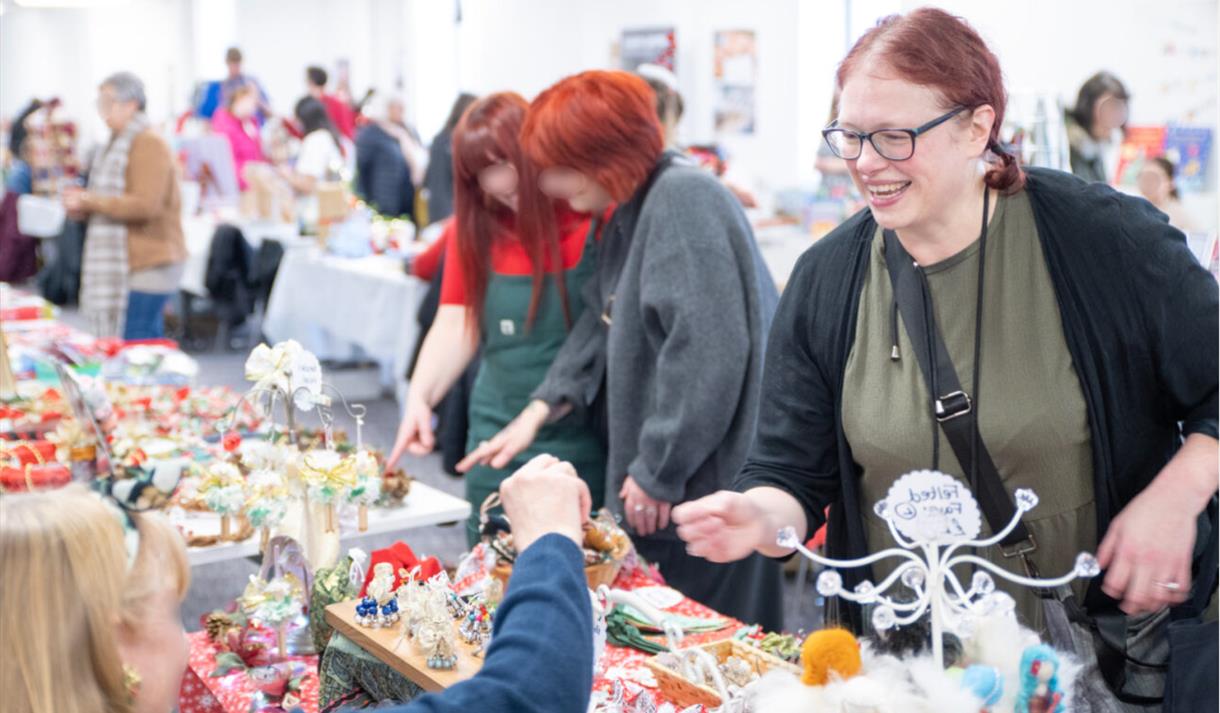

{"left": 385, "top": 93, "right": 606, "bottom": 544}
{"left": 675, "top": 8, "right": 1217, "bottom": 705}
{"left": 461, "top": 71, "right": 783, "bottom": 630}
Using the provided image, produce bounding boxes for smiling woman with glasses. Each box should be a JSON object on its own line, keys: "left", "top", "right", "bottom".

{"left": 677, "top": 8, "right": 1217, "bottom": 707}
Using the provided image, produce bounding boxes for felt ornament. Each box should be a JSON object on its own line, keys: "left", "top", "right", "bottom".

{"left": 800, "top": 628, "right": 862, "bottom": 686}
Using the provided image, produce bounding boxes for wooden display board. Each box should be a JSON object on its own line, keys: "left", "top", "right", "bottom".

{"left": 325, "top": 599, "right": 485, "bottom": 692}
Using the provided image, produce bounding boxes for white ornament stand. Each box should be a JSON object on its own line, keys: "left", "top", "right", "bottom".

{"left": 778, "top": 470, "right": 1100, "bottom": 667}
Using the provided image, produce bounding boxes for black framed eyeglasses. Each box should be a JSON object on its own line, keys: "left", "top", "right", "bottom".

{"left": 822, "top": 107, "right": 967, "bottom": 161}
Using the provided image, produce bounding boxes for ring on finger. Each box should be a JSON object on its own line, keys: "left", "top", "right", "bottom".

{"left": 1154, "top": 581, "right": 1182, "bottom": 591}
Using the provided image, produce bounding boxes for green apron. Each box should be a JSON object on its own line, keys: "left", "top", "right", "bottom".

{"left": 463, "top": 227, "right": 606, "bottom": 544}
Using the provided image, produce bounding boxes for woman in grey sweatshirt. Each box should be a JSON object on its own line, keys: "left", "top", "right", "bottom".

{"left": 458, "top": 70, "right": 783, "bottom": 630}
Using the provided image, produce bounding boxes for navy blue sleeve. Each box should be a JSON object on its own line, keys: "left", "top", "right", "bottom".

{"left": 380, "top": 534, "right": 593, "bottom": 713}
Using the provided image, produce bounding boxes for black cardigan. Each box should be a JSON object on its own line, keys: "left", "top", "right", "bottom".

{"left": 736, "top": 167, "right": 1218, "bottom": 625}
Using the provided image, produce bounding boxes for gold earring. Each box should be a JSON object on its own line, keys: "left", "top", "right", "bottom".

{"left": 122, "top": 663, "right": 142, "bottom": 701}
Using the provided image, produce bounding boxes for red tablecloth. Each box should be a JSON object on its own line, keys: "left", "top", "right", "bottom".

{"left": 180, "top": 632, "right": 321, "bottom": 713}
{"left": 592, "top": 567, "right": 743, "bottom": 703}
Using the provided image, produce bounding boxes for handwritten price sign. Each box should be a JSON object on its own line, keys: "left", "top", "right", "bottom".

{"left": 882, "top": 470, "right": 982, "bottom": 545}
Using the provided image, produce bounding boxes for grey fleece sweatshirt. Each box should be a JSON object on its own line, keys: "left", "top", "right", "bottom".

{"left": 533, "top": 152, "right": 778, "bottom": 540}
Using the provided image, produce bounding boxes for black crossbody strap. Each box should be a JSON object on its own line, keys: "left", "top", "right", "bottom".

{"left": 881, "top": 222, "right": 1034, "bottom": 552}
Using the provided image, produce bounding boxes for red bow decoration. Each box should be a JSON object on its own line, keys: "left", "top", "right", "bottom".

{"left": 359, "top": 541, "right": 442, "bottom": 596}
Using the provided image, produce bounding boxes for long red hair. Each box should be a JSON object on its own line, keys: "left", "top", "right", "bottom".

{"left": 520, "top": 70, "right": 663, "bottom": 203}
{"left": 452, "top": 92, "right": 570, "bottom": 331}
{"left": 837, "top": 8, "right": 1025, "bottom": 194}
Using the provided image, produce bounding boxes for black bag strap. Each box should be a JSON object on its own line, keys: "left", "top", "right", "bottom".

{"left": 881, "top": 220, "right": 1034, "bottom": 553}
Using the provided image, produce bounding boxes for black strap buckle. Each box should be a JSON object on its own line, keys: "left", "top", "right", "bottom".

{"left": 934, "top": 390, "right": 973, "bottom": 422}
{"left": 1001, "top": 534, "right": 1039, "bottom": 577}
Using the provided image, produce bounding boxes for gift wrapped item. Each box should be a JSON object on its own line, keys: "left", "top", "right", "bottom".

{"left": 0, "top": 462, "right": 72, "bottom": 491}
{"left": 1, "top": 439, "right": 56, "bottom": 465}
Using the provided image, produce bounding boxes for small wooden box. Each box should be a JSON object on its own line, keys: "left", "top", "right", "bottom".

{"left": 644, "top": 639, "right": 800, "bottom": 709}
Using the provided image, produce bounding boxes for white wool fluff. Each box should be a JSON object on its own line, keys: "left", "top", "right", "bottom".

{"left": 746, "top": 615, "right": 1083, "bottom": 713}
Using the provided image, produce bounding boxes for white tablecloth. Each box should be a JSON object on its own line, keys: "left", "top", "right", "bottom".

{"left": 182, "top": 481, "right": 471, "bottom": 567}
{"left": 262, "top": 247, "right": 428, "bottom": 402}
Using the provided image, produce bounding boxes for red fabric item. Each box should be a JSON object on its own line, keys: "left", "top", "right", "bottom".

{"left": 0, "top": 306, "right": 45, "bottom": 321}
{"left": 358, "top": 541, "right": 442, "bottom": 596}
{"left": 180, "top": 632, "right": 319, "bottom": 713}
{"left": 0, "top": 463, "right": 71, "bottom": 491}
{"left": 321, "top": 93, "right": 357, "bottom": 141}
{"left": 411, "top": 225, "right": 449, "bottom": 280}
{"left": 279, "top": 116, "right": 304, "bottom": 141}
{"left": 3, "top": 440, "right": 56, "bottom": 466}
{"left": 808, "top": 524, "right": 828, "bottom": 550}
{"left": 806, "top": 506, "right": 832, "bottom": 549}
{"left": 439, "top": 207, "right": 598, "bottom": 307}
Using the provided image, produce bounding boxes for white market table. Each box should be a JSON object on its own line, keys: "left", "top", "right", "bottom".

{"left": 179, "top": 215, "right": 311, "bottom": 298}
{"left": 183, "top": 481, "right": 471, "bottom": 567}
{"left": 261, "top": 247, "right": 429, "bottom": 403}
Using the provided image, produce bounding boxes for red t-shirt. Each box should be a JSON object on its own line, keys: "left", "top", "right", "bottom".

{"left": 411, "top": 230, "right": 447, "bottom": 281}
{"left": 321, "top": 93, "right": 357, "bottom": 140}
{"left": 439, "top": 207, "right": 607, "bottom": 307}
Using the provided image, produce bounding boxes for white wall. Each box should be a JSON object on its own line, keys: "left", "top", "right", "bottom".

{"left": 449, "top": 0, "right": 821, "bottom": 192}
{"left": 1, "top": 0, "right": 193, "bottom": 144}
{"left": 2, "top": 0, "right": 1215, "bottom": 226}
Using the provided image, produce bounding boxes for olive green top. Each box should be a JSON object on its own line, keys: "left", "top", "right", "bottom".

{"left": 842, "top": 190, "right": 1096, "bottom": 630}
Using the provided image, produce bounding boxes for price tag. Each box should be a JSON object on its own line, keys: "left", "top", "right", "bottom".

{"left": 290, "top": 350, "right": 323, "bottom": 411}
{"left": 881, "top": 470, "right": 982, "bottom": 545}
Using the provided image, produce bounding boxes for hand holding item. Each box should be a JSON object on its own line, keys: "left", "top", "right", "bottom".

{"left": 673, "top": 490, "right": 771, "bottom": 563}
{"left": 498, "top": 454, "right": 590, "bottom": 552}
{"left": 619, "top": 475, "right": 670, "bottom": 537}
{"left": 457, "top": 399, "right": 549, "bottom": 472}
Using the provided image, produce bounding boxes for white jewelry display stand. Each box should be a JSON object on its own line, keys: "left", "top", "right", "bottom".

{"left": 778, "top": 470, "right": 1100, "bottom": 666}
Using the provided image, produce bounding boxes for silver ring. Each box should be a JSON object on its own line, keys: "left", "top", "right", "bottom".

{"left": 1154, "top": 581, "right": 1182, "bottom": 591}
{"left": 633, "top": 504, "right": 646, "bottom": 513}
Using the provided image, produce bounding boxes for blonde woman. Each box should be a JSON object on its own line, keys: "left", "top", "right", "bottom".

{"left": 1, "top": 485, "right": 190, "bottom": 713}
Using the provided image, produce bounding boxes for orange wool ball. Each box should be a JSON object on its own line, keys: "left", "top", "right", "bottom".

{"left": 800, "top": 628, "right": 862, "bottom": 686}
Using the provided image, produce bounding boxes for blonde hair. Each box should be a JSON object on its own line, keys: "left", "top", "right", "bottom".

{"left": 0, "top": 485, "right": 190, "bottom": 713}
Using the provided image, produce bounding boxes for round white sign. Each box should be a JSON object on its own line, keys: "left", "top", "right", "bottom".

{"left": 880, "top": 470, "right": 982, "bottom": 545}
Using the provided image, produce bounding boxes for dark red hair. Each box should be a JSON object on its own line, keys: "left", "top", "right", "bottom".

{"left": 520, "top": 70, "right": 664, "bottom": 203}
{"left": 837, "top": 7, "right": 1025, "bottom": 193}
{"left": 452, "top": 92, "right": 570, "bottom": 331}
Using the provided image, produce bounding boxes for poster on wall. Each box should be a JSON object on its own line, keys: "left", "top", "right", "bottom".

{"left": 620, "top": 27, "right": 676, "bottom": 72}
{"left": 1114, "top": 125, "right": 1168, "bottom": 187}
{"left": 713, "top": 30, "right": 757, "bottom": 135}
{"left": 1113, "top": 125, "right": 1213, "bottom": 192}
{"left": 1163, "top": 125, "right": 1213, "bottom": 193}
